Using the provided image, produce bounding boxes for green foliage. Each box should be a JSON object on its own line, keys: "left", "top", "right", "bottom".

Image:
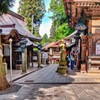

{"left": 41, "top": 33, "right": 48, "bottom": 45}
{"left": 49, "top": 0, "right": 66, "bottom": 22}
{"left": 0, "top": 0, "right": 15, "bottom": 14}
{"left": 55, "top": 23, "right": 75, "bottom": 40}
{"left": 48, "top": 0, "right": 75, "bottom": 41}
{"left": 33, "top": 26, "right": 41, "bottom": 37}
{"left": 18, "top": 0, "right": 46, "bottom": 36}
{"left": 33, "top": 48, "right": 38, "bottom": 52}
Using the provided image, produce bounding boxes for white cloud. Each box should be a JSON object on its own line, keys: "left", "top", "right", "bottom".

{"left": 39, "top": 20, "right": 52, "bottom": 37}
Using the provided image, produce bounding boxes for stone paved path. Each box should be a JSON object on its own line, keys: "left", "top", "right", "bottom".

{"left": 25, "top": 84, "right": 100, "bottom": 100}
{"left": 0, "top": 64, "right": 100, "bottom": 100}
{"left": 0, "top": 83, "right": 100, "bottom": 100}
{"left": 14, "top": 64, "right": 100, "bottom": 84}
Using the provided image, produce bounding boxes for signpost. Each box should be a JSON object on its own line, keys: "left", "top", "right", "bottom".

{"left": 43, "top": 52, "right": 48, "bottom": 64}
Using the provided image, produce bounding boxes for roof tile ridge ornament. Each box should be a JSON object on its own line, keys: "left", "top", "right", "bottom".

{"left": 8, "top": 10, "right": 25, "bottom": 21}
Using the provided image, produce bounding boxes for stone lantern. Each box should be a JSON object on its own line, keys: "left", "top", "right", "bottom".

{"left": 20, "top": 38, "right": 27, "bottom": 73}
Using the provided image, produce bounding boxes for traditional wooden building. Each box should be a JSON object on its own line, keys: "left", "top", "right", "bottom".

{"left": 42, "top": 32, "right": 77, "bottom": 64}
{"left": 42, "top": 42, "right": 59, "bottom": 63}
{"left": 0, "top": 10, "right": 41, "bottom": 70}
{"left": 63, "top": 0, "right": 100, "bottom": 72}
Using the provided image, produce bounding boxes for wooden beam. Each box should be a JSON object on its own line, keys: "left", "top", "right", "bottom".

{"left": 0, "top": 24, "right": 15, "bottom": 28}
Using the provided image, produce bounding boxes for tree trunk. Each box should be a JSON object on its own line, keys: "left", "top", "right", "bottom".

{"left": 0, "top": 37, "right": 10, "bottom": 91}
{"left": 0, "top": 57, "right": 10, "bottom": 91}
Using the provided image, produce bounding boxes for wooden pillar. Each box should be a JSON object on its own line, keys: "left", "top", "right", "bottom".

{"left": 22, "top": 48, "right": 27, "bottom": 73}
{"left": 88, "top": 35, "right": 92, "bottom": 56}
{"left": 38, "top": 50, "right": 41, "bottom": 68}
{"left": 81, "top": 35, "right": 87, "bottom": 62}
{"left": 0, "top": 36, "right": 3, "bottom": 70}
{"left": 32, "top": 50, "right": 33, "bottom": 67}
{"left": 88, "top": 20, "right": 92, "bottom": 56}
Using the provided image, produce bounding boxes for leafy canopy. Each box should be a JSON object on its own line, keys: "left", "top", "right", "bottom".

{"left": 48, "top": 0, "right": 75, "bottom": 41}
{"left": 0, "top": 0, "right": 15, "bottom": 14}
{"left": 56, "top": 23, "right": 75, "bottom": 41}
{"left": 41, "top": 33, "right": 48, "bottom": 45}
{"left": 18, "top": 0, "right": 46, "bottom": 36}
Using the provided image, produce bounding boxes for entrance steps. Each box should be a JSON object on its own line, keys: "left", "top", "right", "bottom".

{"left": 88, "top": 56, "right": 100, "bottom": 73}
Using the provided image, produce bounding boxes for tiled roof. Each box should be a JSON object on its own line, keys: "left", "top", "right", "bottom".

{"left": 42, "top": 42, "right": 58, "bottom": 50}
{"left": 64, "top": 30, "right": 78, "bottom": 39}
{"left": 15, "top": 38, "right": 37, "bottom": 47}
{"left": 0, "top": 10, "right": 41, "bottom": 41}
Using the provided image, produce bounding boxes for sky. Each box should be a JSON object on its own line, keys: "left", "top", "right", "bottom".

{"left": 10, "top": 0, "right": 52, "bottom": 37}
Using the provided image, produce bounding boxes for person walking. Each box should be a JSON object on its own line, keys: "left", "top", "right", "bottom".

{"left": 70, "top": 51, "right": 75, "bottom": 70}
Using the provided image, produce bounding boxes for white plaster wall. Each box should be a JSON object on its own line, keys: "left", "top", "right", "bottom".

{"left": 92, "top": 20, "right": 100, "bottom": 34}
{"left": 4, "top": 46, "right": 10, "bottom": 56}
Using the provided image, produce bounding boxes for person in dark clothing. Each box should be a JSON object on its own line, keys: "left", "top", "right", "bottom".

{"left": 70, "top": 51, "right": 75, "bottom": 70}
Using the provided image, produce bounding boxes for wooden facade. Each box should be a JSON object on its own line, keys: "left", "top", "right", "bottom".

{"left": 0, "top": 10, "right": 41, "bottom": 70}
{"left": 63, "top": 0, "right": 100, "bottom": 72}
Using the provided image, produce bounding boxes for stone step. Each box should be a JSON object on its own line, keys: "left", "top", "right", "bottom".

{"left": 89, "top": 60, "right": 100, "bottom": 64}
{"left": 88, "top": 70, "right": 100, "bottom": 73}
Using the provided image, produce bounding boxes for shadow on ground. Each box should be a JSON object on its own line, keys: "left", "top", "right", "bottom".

{"left": 0, "top": 84, "right": 22, "bottom": 95}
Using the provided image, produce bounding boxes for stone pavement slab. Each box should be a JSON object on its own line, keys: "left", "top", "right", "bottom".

{"left": 25, "top": 84, "right": 100, "bottom": 100}
{"left": 6, "top": 63, "right": 47, "bottom": 82}
{"left": 1, "top": 83, "right": 100, "bottom": 100}
{"left": 1, "top": 64, "right": 100, "bottom": 100}
{"left": 13, "top": 64, "right": 100, "bottom": 84}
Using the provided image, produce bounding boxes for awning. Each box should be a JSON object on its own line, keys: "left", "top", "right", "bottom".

{"left": 15, "top": 38, "right": 37, "bottom": 47}
{"left": 26, "top": 38, "right": 37, "bottom": 47}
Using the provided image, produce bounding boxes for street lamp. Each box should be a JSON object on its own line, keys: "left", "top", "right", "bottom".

{"left": 9, "top": 38, "right": 12, "bottom": 84}
{"left": 20, "top": 38, "right": 27, "bottom": 53}
{"left": 75, "top": 21, "right": 87, "bottom": 33}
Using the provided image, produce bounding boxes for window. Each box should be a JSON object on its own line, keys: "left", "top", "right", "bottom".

{"left": 96, "top": 40, "right": 100, "bottom": 55}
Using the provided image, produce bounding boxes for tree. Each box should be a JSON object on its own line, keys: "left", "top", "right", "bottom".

{"left": 0, "top": 0, "right": 15, "bottom": 91}
{"left": 33, "top": 26, "right": 41, "bottom": 37}
{"left": 41, "top": 34, "right": 48, "bottom": 45}
{"left": 18, "top": 0, "right": 45, "bottom": 36}
{"left": 48, "top": 0, "right": 74, "bottom": 41}
{"left": 49, "top": 0, "right": 66, "bottom": 23}
{"left": 0, "top": 0, "right": 15, "bottom": 14}
{"left": 55, "top": 23, "right": 75, "bottom": 40}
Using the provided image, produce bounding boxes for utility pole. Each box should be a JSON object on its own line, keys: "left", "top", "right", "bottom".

{"left": 31, "top": 15, "right": 34, "bottom": 34}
